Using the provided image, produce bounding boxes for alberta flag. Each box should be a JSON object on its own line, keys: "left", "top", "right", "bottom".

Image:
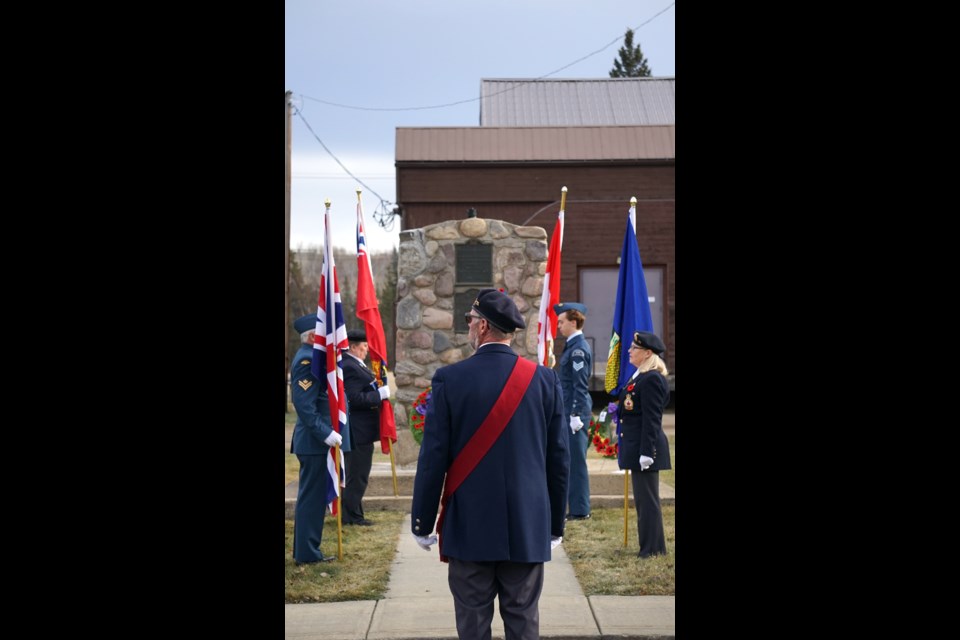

{"left": 604, "top": 199, "right": 654, "bottom": 395}
{"left": 314, "top": 203, "right": 349, "bottom": 514}
{"left": 356, "top": 196, "right": 398, "bottom": 454}
{"left": 537, "top": 204, "right": 563, "bottom": 367}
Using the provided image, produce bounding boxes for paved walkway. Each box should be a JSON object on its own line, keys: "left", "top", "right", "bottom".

{"left": 285, "top": 415, "right": 675, "bottom": 639}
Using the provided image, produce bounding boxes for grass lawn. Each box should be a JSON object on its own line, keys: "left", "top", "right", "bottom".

{"left": 285, "top": 511, "right": 406, "bottom": 603}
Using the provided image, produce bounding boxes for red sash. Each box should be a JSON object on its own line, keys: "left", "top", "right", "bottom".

{"left": 436, "top": 356, "right": 537, "bottom": 562}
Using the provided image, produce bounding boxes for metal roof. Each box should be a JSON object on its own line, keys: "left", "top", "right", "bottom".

{"left": 480, "top": 77, "right": 675, "bottom": 127}
{"left": 395, "top": 125, "right": 674, "bottom": 162}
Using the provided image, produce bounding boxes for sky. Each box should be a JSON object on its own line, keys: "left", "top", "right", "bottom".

{"left": 285, "top": 0, "right": 675, "bottom": 253}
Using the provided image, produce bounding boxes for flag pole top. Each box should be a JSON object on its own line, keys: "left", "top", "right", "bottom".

{"left": 560, "top": 186, "right": 568, "bottom": 211}
{"left": 630, "top": 196, "right": 637, "bottom": 205}
{"left": 324, "top": 198, "right": 331, "bottom": 208}
{"left": 356, "top": 188, "right": 362, "bottom": 202}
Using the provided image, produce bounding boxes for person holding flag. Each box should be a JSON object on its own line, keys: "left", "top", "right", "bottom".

{"left": 554, "top": 301, "right": 592, "bottom": 521}
{"left": 289, "top": 312, "right": 341, "bottom": 565}
{"left": 340, "top": 328, "right": 391, "bottom": 526}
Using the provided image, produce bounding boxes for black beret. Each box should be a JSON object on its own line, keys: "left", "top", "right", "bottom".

{"left": 347, "top": 329, "right": 367, "bottom": 343}
{"left": 553, "top": 301, "right": 587, "bottom": 316}
{"left": 472, "top": 288, "right": 526, "bottom": 332}
{"left": 632, "top": 330, "right": 665, "bottom": 355}
{"left": 294, "top": 313, "right": 317, "bottom": 334}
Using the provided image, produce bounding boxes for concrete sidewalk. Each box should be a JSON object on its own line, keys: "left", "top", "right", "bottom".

{"left": 285, "top": 514, "right": 675, "bottom": 640}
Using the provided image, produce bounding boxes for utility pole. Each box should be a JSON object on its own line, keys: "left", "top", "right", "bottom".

{"left": 285, "top": 91, "right": 293, "bottom": 413}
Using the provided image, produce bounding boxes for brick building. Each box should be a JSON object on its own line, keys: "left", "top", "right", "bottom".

{"left": 394, "top": 77, "right": 675, "bottom": 396}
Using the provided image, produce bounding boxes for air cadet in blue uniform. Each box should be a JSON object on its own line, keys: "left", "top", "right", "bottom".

{"left": 411, "top": 289, "right": 570, "bottom": 640}
{"left": 617, "top": 330, "right": 672, "bottom": 558}
{"left": 554, "top": 301, "right": 593, "bottom": 521}
{"left": 290, "top": 313, "right": 342, "bottom": 565}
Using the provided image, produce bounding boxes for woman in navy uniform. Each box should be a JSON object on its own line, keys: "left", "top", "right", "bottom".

{"left": 616, "top": 330, "right": 671, "bottom": 558}
{"left": 289, "top": 313, "right": 343, "bottom": 564}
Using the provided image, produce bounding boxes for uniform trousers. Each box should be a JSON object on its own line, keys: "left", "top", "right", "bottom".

{"left": 631, "top": 469, "right": 667, "bottom": 557}
{"left": 566, "top": 426, "right": 591, "bottom": 516}
{"left": 293, "top": 454, "right": 329, "bottom": 563}
{"left": 342, "top": 442, "right": 373, "bottom": 523}
{"left": 448, "top": 559, "right": 544, "bottom": 640}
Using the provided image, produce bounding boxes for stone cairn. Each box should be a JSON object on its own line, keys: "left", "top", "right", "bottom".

{"left": 391, "top": 217, "right": 548, "bottom": 466}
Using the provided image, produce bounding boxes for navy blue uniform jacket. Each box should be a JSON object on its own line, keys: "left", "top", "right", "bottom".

{"left": 341, "top": 355, "right": 381, "bottom": 447}
{"left": 410, "top": 344, "right": 570, "bottom": 563}
{"left": 616, "top": 370, "right": 672, "bottom": 472}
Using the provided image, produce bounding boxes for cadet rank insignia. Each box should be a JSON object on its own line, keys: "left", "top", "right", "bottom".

{"left": 623, "top": 394, "right": 634, "bottom": 410}
{"left": 298, "top": 379, "right": 313, "bottom": 391}
{"left": 300, "top": 359, "right": 310, "bottom": 365}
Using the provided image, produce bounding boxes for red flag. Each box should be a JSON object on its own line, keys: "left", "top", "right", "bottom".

{"left": 537, "top": 203, "right": 564, "bottom": 366}
{"left": 314, "top": 203, "right": 348, "bottom": 514}
{"left": 356, "top": 198, "right": 398, "bottom": 454}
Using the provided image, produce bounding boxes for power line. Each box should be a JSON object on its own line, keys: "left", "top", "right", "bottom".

{"left": 292, "top": 106, "right": 400, "bottom": 230}
{"left": 298, "top": 2, "right": 675, "bottom": 112}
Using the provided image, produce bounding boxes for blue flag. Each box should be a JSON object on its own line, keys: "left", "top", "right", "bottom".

{"left": 604, "top": 200, "right": 653, "bottom": 396}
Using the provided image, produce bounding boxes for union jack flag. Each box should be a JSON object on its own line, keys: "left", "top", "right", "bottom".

{"left": 313, "top": 203, "right": 349, "bottom": 514}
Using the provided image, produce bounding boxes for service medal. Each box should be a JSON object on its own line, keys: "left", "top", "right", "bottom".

{"left": 623, "top": 394, "right": 634, "bottom": 410}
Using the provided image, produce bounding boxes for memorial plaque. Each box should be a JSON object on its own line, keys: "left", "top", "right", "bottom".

{"left": 455, "top": 289, "right": 481, "bottom": 332}
{"left": 456, "top": 243, "right": 492, "bottom": 284}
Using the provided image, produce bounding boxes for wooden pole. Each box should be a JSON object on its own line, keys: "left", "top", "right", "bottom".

{"left": 623, "top": 469, "right": 630, "bottom": 548}
{"left": 335, "top": 443, "right": 344, "bottom": 560}
{"left": 388, "top": 439, "right": 399, "bottom": 497}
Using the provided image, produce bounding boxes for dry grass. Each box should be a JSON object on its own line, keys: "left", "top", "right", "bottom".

{"left": 285, "top": 510, "right": 406, "bottom": 603}
{"left": 562, "top": 504, "right": 675, "bottom": 596}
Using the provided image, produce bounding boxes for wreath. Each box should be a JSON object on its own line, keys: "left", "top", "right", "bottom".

{"left": 409, "top": 386, "right": 431, "bottom": 445}
{"left": 589, "top": 402, "right": 620, "bottom": 459}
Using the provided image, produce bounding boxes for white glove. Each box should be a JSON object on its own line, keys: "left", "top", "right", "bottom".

{"left": 413, "top": 534, "right": 438, "bottom": 551}
{"left": 569, "top": 415, "right": 584, "bottom": 434}
{"left": 639, "top": 455, "right": 653, "bottom": 470}
{"left": 324, "top": 431, "right": 343, "bottom": 447}
{"left": 550, "top": 536, "right": 562, "bottom": 550}
{"left": 377, "top": 385, "right": 391, "bottom": 401}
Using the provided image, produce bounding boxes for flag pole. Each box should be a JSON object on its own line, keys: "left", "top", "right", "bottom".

{"left": 623, "top": 469, "right": 630, "bottom": 547}
{"left": 335, "top": 441, "right": 344, "bottom": 560}
{"left": 357, "top": 188, "right": 400, "bottom": 497}
{"left": 559, "top": 185, "right": 568, "bottom": 212}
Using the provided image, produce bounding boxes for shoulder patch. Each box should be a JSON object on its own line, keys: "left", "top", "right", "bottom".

{"left": 572, "top": 349, "right": 585, "bottom": 358}
{"left": 300, "top": 359, "right": 311, "bottom": 365}
{"left": 297, "top": 379, "right": 313, "bottom": 391}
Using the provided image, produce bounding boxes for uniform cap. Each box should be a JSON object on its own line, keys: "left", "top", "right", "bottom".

{"left": 294, "top": 313, "right": 318, "bottom": 334}
{"left": 553, "top": 301, "right": 587, "bottom": 316}
{"left": 632, "top": 330, "right": 665, "bottom": 355}
{"left": 472, "top": 288, "right": 526, "bottom": 332}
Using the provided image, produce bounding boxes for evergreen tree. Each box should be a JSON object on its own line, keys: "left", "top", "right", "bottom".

{"left": 609, "top": 29, "right": 652, "bottom": 78}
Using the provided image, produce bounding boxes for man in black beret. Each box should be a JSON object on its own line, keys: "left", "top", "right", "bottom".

{"left": 411, "top": 288, "right": 570, "bottom": 640}
{"left": 340, "top": 328, "right": 391, "bottom": 526}
{"left": 289, "top": 313, "right": 341, "bottom": 564}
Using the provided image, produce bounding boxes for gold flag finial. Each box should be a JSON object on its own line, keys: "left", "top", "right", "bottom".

{"left": 324, "top": 198, "right": 331, "bottom": 208}
{"left": 560, "top": 186, "right": 568, "bottom": 211}
{"left": 630, "top": 196, "right": 637, "bottom": 206}
{"left": 356, "top": 188, "right": 362, "bottom": 203}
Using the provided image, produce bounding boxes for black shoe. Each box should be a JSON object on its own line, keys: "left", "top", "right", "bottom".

{"left": 565, "top": 514, "right": 591, "bottom": 521}
{"left": 296, "top": 555, "right": 335, "bottom": 566}
{"left": 345, "top": 519, "right": 374, "bottom": 526}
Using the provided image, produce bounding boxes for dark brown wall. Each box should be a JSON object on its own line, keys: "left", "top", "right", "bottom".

{"left": 397, "top": 161, "right": 675, "bottom": 373}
